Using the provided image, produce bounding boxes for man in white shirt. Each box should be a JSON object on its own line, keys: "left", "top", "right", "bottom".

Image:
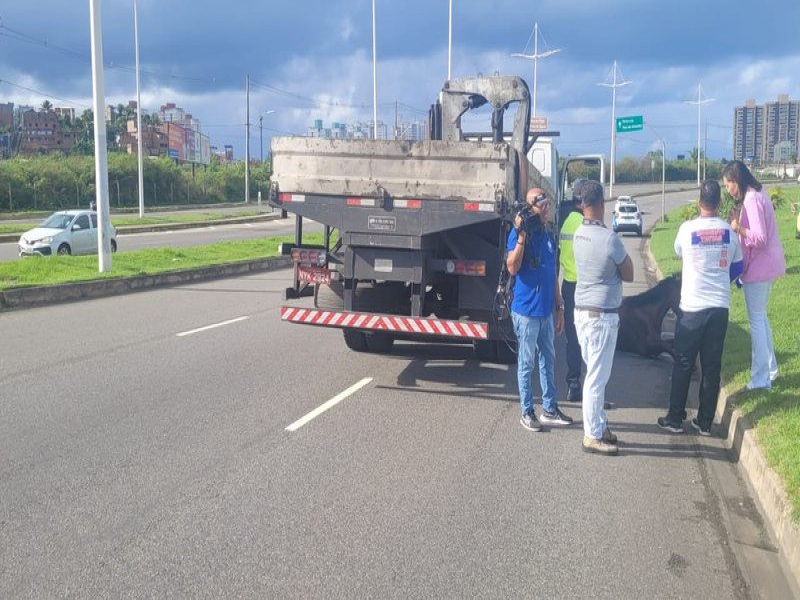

{"left": 657, "top": 180, "right": 743, "bottom": 435}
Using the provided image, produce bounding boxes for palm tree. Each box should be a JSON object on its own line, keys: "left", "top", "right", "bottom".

{"left": 40, "top": 100, "right": 53, "bottom": 112}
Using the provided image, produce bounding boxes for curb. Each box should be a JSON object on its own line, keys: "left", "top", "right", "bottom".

{"left": 645, "top": 239, "right": 800, "bottom": 591}
{"left": 0, "top": 212, "right": 285, "bottom": 244}
{"left": 715, "top": 394, "right": 800, "bottom": 590}
{"left": 0, "top": 256, "right": 291, "bottom": 311}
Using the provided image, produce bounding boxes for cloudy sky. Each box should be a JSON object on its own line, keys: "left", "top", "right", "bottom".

{"left": 1, "top": 0, "right": 799, "bottom": 162}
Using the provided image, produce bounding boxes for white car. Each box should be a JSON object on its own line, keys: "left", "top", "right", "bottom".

{"left": 18, "top": 210, "right": 118, "bottom": 257}
{"left": 612, "top": 198, "right": 643, "bottom": 237}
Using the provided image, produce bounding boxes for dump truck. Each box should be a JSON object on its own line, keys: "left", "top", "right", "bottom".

{"left": 269, "top": 74, "right": 595, "bottom": 362}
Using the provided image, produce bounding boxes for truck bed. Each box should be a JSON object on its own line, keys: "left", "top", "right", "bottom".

{"left": 270, "top": 137, "right": 519, "bottom": 206}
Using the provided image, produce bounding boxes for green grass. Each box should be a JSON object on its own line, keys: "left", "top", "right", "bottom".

{"left": 0, "top": 233, "right": 328, "bottom": 291}
{"left": 0, "top": 210, "right": 265, "bottom": 234}
{"left": 650, "top": 187, "right": 800, "bottom": 521}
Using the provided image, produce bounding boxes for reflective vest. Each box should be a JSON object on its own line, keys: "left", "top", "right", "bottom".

{"left": 559, "top": 210, "right": 583, "bottom": 283}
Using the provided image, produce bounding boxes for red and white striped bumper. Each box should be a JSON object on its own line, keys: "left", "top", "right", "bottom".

{"left": 280, "top": 306, "right": 488, "bottom": 339}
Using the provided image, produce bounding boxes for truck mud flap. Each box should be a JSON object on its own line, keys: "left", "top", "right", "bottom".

{"left": 280, "top": 306, "right": 488, "bottom": 340}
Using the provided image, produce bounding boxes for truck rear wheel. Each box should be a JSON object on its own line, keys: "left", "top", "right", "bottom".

{"left": 364, "top": 332, "right": 394, "bottom": 353}
{"left": 473, "top": 339, "right": 517, "bottom": 364}
{"left": 343, "top": 329, "right": 368, "bottom": 351}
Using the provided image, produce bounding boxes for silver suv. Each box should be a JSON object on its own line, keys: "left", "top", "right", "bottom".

{"left": 612, "top": 197, "right": 642, "bottom": 236}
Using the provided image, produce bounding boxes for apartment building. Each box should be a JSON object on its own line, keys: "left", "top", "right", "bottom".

{"left": 18, "top": 109, "right": 75, "bottom": 154}
{"left": 733, "top": 95, "right": 800, "bottom": 165}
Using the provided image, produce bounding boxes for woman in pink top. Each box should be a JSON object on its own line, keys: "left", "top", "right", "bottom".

{"left": 723, "top": 160, "right": 786, "bottom": 390}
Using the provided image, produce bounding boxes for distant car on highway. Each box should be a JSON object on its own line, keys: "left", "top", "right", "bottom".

{"left": 18, "top": 210, "right": 118, "bottom": 257}
{"left": 612, "top": 196, "right": 643, "bottom": 236}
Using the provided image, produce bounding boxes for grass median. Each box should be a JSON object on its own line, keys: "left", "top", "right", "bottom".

{"left": 0, "top": 210, "right": 266, "bottom": 235}
{"left": 0, "top": 233, "right": 327, "bottom": 291}
{"left": 650, "top": 188, "right": 800, "bottom": 521}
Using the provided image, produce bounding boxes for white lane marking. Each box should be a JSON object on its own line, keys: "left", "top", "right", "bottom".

{"left": 285, "top": 377, "right": 373, "bottom": 432}
{"left": 176, "top": 316, "right": 250, "bottom": 337}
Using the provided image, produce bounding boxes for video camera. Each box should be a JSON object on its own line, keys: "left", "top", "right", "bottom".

{"left": 513, "top": 193, "right": 546, "bottom": 230}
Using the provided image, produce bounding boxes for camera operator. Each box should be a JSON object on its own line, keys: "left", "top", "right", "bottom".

{"left": 506, "top": 187, "right": 573, "bottom": 432}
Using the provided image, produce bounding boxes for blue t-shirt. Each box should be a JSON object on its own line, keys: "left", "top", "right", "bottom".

{"left": 506, "top": 227, "right": 556, "bottom": 317}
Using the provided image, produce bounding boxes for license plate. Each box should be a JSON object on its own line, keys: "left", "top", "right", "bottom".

{"left": 298, "top": 266, "right": 332, "bottom": 284}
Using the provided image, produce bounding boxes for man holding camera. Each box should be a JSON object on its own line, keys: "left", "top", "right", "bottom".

{"left": 506, "top": 187, "right": 574, "bottom": 432}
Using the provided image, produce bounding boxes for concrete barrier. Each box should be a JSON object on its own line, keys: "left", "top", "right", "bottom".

{"left": 0, "top": 256, "right": 291, "bottom": 310}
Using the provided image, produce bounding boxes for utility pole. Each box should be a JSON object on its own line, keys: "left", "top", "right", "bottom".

{"left": 245, "top": 74, "right": 250, "bottom": 202}
{"left": 685, "top": 83, "right": 714, "bottom": 188}
{"left": 89, "top": 0, "right": 112, "bottom": 272}
{"left": 511, "top": 22, "right": 560, "bottom": 118}
{"left": 597, "top": 60, "right": 631, "bottom": 199}
{"left": 259, "top": 115, "right": 263, "bottom": 163}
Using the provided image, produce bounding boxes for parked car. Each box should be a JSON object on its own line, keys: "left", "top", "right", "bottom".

{"left": 612, "top": 197, "right": 643, "bottom": 236}
{"left": 18, "top": 210, "right": 118, "bottom": 257}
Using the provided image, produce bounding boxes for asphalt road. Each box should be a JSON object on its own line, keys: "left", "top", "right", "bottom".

{"left": 0, "top": 188, "right": 794, "bottom": 597}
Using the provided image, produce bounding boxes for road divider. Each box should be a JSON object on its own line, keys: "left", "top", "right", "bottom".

{"left": 285, "top": 377, "right": 373, "bottom": 432}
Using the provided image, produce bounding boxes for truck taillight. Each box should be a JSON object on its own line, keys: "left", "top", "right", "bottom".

{"left": 446, "top": 260, "right": 486, "bottom": 276}
{"left": 346, "top": 197, "right": 376, "bottom": 207}
{"left": 291, "top": 248, "right": 326, "bottom": 266}
{"left": 394, "top": 199, "right": 422, "bottom": 209}
{"left": 463, "top": 202, "right": 494, "bottom": 212}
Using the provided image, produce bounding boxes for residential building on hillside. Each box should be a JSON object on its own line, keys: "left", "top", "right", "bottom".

{"left": 0, "top": 102, "right": 14, "bottom": 130}
{"left": 54, "top": 107, "right": 76, "bottom": 122}
{"left": 733, "top": 95, "right": 800, "bottom": 165}
{"left": 19, "top": 109, "right": 75, "bottom": 154}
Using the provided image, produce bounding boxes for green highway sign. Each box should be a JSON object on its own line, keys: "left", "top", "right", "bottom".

{"left": 616, "top": 115, "right": 643, "bottom": 133}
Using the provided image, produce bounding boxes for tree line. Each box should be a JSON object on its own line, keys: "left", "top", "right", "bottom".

{"left": 0, "top": 153, "right": 272, "bottom": 212}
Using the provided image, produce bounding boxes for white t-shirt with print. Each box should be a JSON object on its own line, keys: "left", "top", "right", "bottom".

{"left": 674, "top": 216, "right": 742, "bottom": 312}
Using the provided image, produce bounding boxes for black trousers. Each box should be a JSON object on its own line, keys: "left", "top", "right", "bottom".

{"left": 667, "top": 307, "right": 729, "bottom": 429}
{"left": 561, "top": 279, "right": 582, "bottom": 385}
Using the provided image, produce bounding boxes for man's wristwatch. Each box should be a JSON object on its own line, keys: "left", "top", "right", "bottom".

{"left": 556, "top": 303, "right": 565, "bottom": 311}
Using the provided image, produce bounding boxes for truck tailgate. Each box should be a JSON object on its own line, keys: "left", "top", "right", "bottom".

{"left": 271, "top": 137, "right": 515, "bottom": 204}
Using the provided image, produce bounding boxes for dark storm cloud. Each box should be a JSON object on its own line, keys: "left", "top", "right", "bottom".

{"left": 1, "top": 0, "right": 798, "bottom": 158}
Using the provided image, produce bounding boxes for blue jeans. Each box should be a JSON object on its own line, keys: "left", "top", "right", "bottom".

{"left": 511, "top": 311, "right": 557, "bottom": 416}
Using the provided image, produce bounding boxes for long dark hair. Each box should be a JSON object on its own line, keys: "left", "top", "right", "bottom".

{"left": 721, "top": 160, "right": 761, "bottom": 201}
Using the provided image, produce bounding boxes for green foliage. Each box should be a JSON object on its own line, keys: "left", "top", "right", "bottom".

{"left": 769, "top": 186, "right": 787, "bottom": 209}
{"left": 677, "top": 202, "right": 699, "bottom": 222}
{"left": 0, "top": 154, "right": 271, "bottom": 211}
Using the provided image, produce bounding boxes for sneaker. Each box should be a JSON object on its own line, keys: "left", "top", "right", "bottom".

{"left": 689, "top": 418, "right": 711, "bottom": 437}
{"left": 582, "top": 435, "right": 618, "bottom": 456}
{"left": 657, "top": 417, "right": 684, "bottom": 434}
{"left": 602, "top": 428, "right": 618, "bottom": 444}
{"left": 540, "top": 408, "right": 573, "bottom": 426}
{"left": 566, "top": 383, "right": 582, "bottom": 403}
{"left": 520, "top": 411, "right": 542, "bottom": 432}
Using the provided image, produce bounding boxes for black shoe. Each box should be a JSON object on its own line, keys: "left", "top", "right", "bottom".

{"left": 540, "top": 408, "right": 573, "bottom": 426}
{"left": 520, "top": 411, "right": 542, "bottom": 432}
{"left": 657, "top": 417, "right": 684, "bottom": 434}
{"left": 566, "top": 383, "right": 582, "bottom": 403}
{"left": 690, "top": 418, "right": 712, "bottom": 437}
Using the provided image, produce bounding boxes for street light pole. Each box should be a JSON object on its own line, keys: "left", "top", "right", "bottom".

{"left": 245, "top": 74, "right": 250, "bottom": 202}
{"left": 89, "top": 0, "right": 112, "bottom": 272}
{"left": 597, "top": 60, "right": 631, "bottom": 199}
{"left": 133, "top": 0, "right": 145, "bottom": 218}
{"left": 511, "top": 22, "right": 560, "bottom": 118}
{"left": 259, "top": 115, "right": 263, "bottom": 163}
{"left": 372, "top": 0, "right": 378, "bottom": 140}
{"left": 645, "top": 121, "right": 666, "bottom": 223}
{"left": 447, "top": 0, "right": 452, "bottom": 80}
{"left": 685, "top": 83, "right": 714, "bottom": 188}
